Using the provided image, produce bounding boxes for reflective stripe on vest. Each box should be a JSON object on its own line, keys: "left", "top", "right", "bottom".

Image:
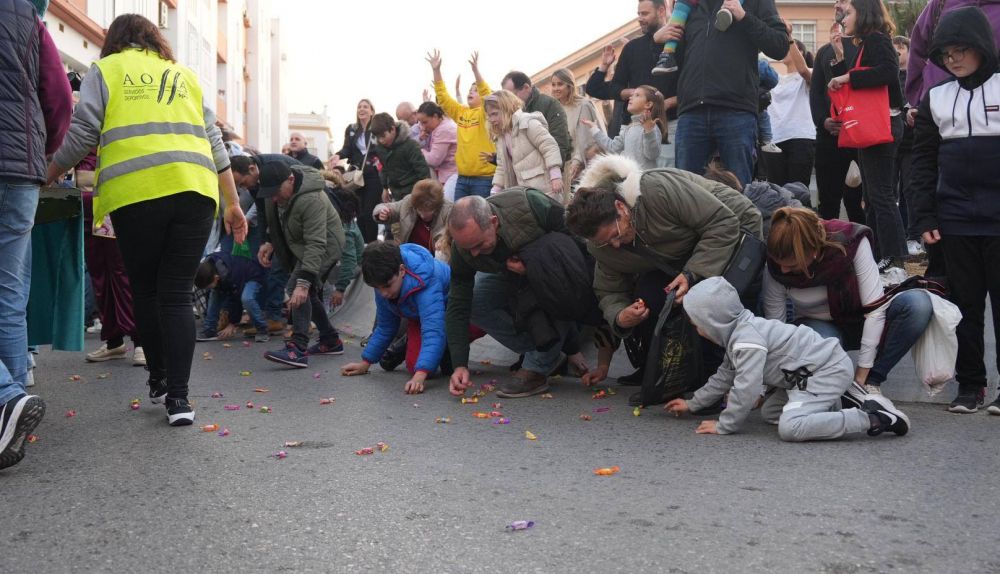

{"left": 92, "top": 49, "right": 218, "bottom": 221}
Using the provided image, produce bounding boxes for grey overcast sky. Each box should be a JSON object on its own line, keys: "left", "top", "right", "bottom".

{"left": 275, "top": 0, "right": 638, "bottom": 149}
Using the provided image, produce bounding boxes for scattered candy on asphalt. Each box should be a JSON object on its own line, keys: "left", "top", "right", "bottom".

{"left": 240, "top": 371, "right": 252, "bottom": 377}
{"left": 69, "top": 375, "right": 81, "bottom": 382}
{"left": 633, "top": 407, "right": 642, "bottom": 417}
{"left": 435, "top": 417, "right": 451, "bottom": 424}
{"left": 319, "top": 398, "right": 335, "bottom": 405}
{"left": 579, "top": 414, "right": 592, "bottom": 421}
{"left": 592, "top": 390, "right": 607, "bottom": 400}
{"left": 130, "top": 399, "right": 140, "bottom": 411}
{"left": 525, "top": 431, "right": 538, "bottom": 441}
{"left": 242, "top": 341, "right": 251, "bottom": 348}
{"left": 491, "top": 403, "right": 503, "bottom": 409}
{"left": 472, "top": 412, "right": 490, "bottom": 419}
{"left": 96, "top": 373, "right": 109, "bottom": 380}
{"left": 253, "top": 388, "right": 269, "bottom": 393}
{"left": 493, "top": 418, "right": 511, "bottom": 425}
{"left": 224, "top": 405, "right": 241, "bottom": 411}
{"left": 259, "top": 406, "right": 271, "bottom": 413}
{"left": 480, "top": 360, "right": 493, "bottom": 365}
{"left": 202, "top": 352, "right": 213, "bottom": 361}
{"left": 274, "top": 451, "right": 287, "bottom": 460}
{"left": 201, "top": 424, "right": 219, "bottom": 432}
{"left": 376, "top": 442, "right": 389, "bottom": 452}
{"left": 540, "top": 393, "right": 554, "bottom": 399}
{"left": 506, "top": 520, "right": 535, "bottom": 531}
{"left": 27, "top": 435, "right": 38, "bottom": 443}
{"left": 211, "top": 392, "right": 224, "bottom": 399}
{"left": 355, "top": 447, "right": 374, "bottom": 456}
{"left": 246, "top": 401, "right": 255, "bottom": 409}
{"left": 218, "top": 428, "right": 230, "bottom": 437}
{"left": 593, "top": 466, "right": 621, "bottom": 476}
{"left": 489, "top": 411, "right": 503, "bottom": 418}
{"left": 313, "top": 373, "right": 321, "bottom": 379}
{"left": 593, "top": 407, "right": 611, "bottom": 413}
{"left": 65, "top": 410, "right": 76, "bottom": 417}
{"left": 284, "top": 441, "right": 303, "bottom": 448}
{"left": 461, "top": 397, "right": 479, "bottom": 404}
{"left": 222, "top": 343, "right": 232, "bottom": 349}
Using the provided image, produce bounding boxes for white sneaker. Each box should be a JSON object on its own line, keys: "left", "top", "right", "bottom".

{"left": 132, "top": 346, "right": 147, "bottom": 367}
{"left": 761, "top": 142, "right": 782, "bottom": 154}
{"left": 25, "top": 369, "right": 34, "bottom": 388}
{"left": 86, "top": 343, "right": 127, "bottom": 362}
{"left": 864, "top": 384, "right": 882, "bottom": 396}
{"left": 906, "top": 240, "right": 925, "bottom": 256}
{"left": 86, "top": 319, "right": 103, "bottom": 334}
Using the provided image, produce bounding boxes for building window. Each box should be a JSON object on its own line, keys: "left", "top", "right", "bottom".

{"left": 792, "top": 21, "right": 816, "bottom": 53}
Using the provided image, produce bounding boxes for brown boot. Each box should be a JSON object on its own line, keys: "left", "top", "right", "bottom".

{"left": 267, "top": 320, "right": 286, "bottom": 334}
{"left": 496, "top": 369, "right": 550, "bottom": 398}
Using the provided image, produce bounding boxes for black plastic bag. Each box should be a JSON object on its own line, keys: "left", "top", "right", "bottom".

{"left": 640, "top": 292, "right": 702, "bottom": 406}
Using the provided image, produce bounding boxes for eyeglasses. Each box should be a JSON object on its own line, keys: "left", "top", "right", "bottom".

{"left": 940, "top": 47, "right": 969, "bottom": 64}
{"left": 596, "top": 218, "right": 623, "bottom": 249}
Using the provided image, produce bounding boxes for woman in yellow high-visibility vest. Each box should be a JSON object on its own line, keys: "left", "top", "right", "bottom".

{"left": 47, "top": 14, "right": 247, "bottom": 427}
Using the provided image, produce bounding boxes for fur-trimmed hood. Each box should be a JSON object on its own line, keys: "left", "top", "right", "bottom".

{"left": 577, "top": 154, "right": 644, "bottom": 206}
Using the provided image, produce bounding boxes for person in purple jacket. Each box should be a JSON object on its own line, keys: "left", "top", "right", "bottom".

{"left": 0, "top": 0, "right": 73, "bottom": 470}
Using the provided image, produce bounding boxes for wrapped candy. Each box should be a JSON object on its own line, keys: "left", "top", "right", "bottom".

{"left": 635, "top": 298, "right": 646, "bottom": 308}
{"left": 201, "top": 424, "right": 219, "bottom": 432}
{"left": 259, "top": 406, "right": 271, "bottom": 413}
{"left": 313, "top": 373, "right": 322, "bottom": 379}
{"left": 242, "top": 341, "right": 252, "bottom": 348}
{"left": 211, "top": 392, "right": 224, "bottom": 399}
{"left": 240, "top": 371, "right": 252, "bottom": 376}
{"left": 224, "top": 405, "right": 241, "bottom": 411}
{"left": 284, "top": 441, "right": 303, "bottom": 448}
{"left": 96, "top": 373, "right": 109, "bottom": 380}
{"left": 202, "top": 352, "right": 213, "bottom": 360}
{"left": 222, "top": 343, "right": 232, "bottom": 349}
{"left": 525, "top": 431, "right": 537, "bottom": 441}
{"left": 633, "top": 407, "right": 642, "bottom": 417}
{"left": 489, "top": 411, "right": 503, "bottom": 418}
{"left": 606, "top": 388, "right": 617, "bottom": 396}
{"left": 593, "top": 466, "right": 621, "bottom": 476}
{"left": 218, "top": 428, "right": 230, "bottom": 437}
{"left": 355, "top": 447, "right": 374, "bottom": 456}
{"left": 593, "top": 407, "right": 611, "bottom": 413}
{"left": 592, "top": 390, "right": 607, "bottom": 400}
{"left": 246, "top": 401, "right": 255, "bottom": 409}
{"left": 491, "top": 403, "right": 503, "bottom": 409}
{"left": 274, "top": 450, "right": 287, "bottom": 460}
{"left": 579, "top": 414, "right": 592, "bottom": 421}
{"left": 461, "top": 396, "right": 479, "bottom": 404}
{"left": 65, "top": 410, "right": 76, "bottom": 418}
{"left": 254, "top": 388, "right": 269, "bottom": 393}
{"left": 130, "top": 399, "right": 141, "bottom": 411}
{"left": 540, "top": 393, "right": 554, "bottom": 399}
{"left": 472, "top": 412, "right": 490, "bottom": 419}
{"left": 376, "top": 442, "right": 389, "bottom": 452}
{"left": 319, "top": 398, "right": 335, "bottom": 405}
{"left": 435, "top": 417, "right": 451, "bottom": 424}
{"left": 493, "top": 417, "right": 511, "bottom": 425}
{"left": 506, "top": 520, "right": 534, "bottom": 531}
{"left": 480, "top": 360, "right": 493, "bottom": 366}
{"left": 26, "top": 434, "right": 38, "bottom": 443}
{"left": 69, "top": 375, "right": 81, "bottom": 382}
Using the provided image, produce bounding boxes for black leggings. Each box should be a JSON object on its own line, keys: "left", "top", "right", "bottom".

{"left": 111, "top": 192, "right": 215, "bottom": 399}
{"left": 355, "top": 166, "right": 382, "bottom": 243}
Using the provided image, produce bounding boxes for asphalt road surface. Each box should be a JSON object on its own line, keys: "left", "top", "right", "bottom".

{"left": 2, "top": 285, "right": 998, "bottom": 573}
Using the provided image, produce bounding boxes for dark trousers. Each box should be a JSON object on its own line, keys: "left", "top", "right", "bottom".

{"left": 858, "top": 115, "right": 907, "bottom": 259}
{"left": 940, "top": 235, "right": 1000, "bottom": 390}
{"left": 355, "top": 166, "right": 382, "bottom": 243}
{"left": 111, "top": 192, "right": 215, "bottom": 399}
{"left": 815, "top": 133, "right": 865, "bottom": 223}
{"left": 895, "top": 146, "right": 918, "bottom": 240}
{"left": 288, "top": 272, "right": 340, "bottom": 351}
{"left": 83, "top": 191, "right": 139, "bottom": 347}
{"left": 762, "top": 138, "right": 816, "bottom": 187}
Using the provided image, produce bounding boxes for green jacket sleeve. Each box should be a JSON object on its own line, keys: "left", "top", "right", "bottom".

{"left": 399, "top": 140, "right": 431, "bottom": 188}
{"left": 594, "top": 257, "right": 640, "bottom": 338}
{"left": 293, "top": 195, "right": 334, "bottom": 286}
{"left": 544, "top": 99, "right": 573, "bottom": 163}
{"left": 335, "top": 225, "right": 362, "bottom": 292}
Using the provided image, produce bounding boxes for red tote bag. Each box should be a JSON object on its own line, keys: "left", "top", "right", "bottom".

{"left": 828, "top": 47, "right": 893, "bottom": 149}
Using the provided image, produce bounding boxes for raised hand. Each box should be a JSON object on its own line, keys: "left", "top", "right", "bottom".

{"left": 426, "top": 49, "right": 442, "bottom": 71}
{"left": 469, "top": 50, "right": 480, "bottom": 71}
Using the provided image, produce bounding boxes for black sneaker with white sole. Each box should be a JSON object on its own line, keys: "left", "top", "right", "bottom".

{"left": 863, "top": 395, "right": 910, "bottom": 436}
{"left": 0, "top": 394, "right": 46, "bottom": 470}
{"left": 165, "top": 397, "right": 195, "bottom": 426}
{"left": 948, "top": 387, "right": 982, "bottom": 413}
{"left": 987, "top": 397, "right": 1000, "bottom": 415}
{"left": 148, "top": 376, "right": 168, "bottom": 404}
{"left": 841, "top": 381, "right": 868, "bottom": 410}
{"left": 651, "top": 52, "right": 678, "bottom": 76}
{"left": 715, "top": 7, "right": 734, "bottom": 31}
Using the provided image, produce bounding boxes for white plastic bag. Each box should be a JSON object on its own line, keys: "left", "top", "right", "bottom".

{"left": 845, "top": 160, "right": 862, "bottom": 188}
{"left": 911, "top": 292, "right": 962, "bottom": 396}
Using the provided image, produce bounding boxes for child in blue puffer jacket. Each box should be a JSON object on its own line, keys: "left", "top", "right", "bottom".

{"left": 341, "top": 242, "right": 450, "bottom": 394}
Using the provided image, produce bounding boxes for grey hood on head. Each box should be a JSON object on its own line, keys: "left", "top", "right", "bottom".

{"left": 683, "top": 276, "right": 752, "bottom": 347}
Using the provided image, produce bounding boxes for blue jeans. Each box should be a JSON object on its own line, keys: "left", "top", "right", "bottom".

{"left": 798, "top": 290, "right": 934, "bottom": 386}
{"left": 470, "top": 272, "right": 570, "bottom": 374}
{"left": 203, "top": 281, "right": 267, "bottom": 334}
{"left": 241, "top": 281, "right": 267, "bottom": 331}
{"left": 0, "top": 179, "right": 37, "bottom": 406}
{"left": 675, "top": 105, "right": 758, "bottom": 186}
{"left": 264, "top": 252, "right": 290, "bottom": 322}
{"left": 454, "top": 176, "right": 493, "bottom": 200}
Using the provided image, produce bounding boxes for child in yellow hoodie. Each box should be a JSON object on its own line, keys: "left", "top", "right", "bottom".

{"left": 427, "top": 50, "right": 496, "bottom": 199}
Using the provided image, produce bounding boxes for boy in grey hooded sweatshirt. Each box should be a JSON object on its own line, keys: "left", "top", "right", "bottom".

{"left": 666, "top": 277, "right": 910, "bottom": 441}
